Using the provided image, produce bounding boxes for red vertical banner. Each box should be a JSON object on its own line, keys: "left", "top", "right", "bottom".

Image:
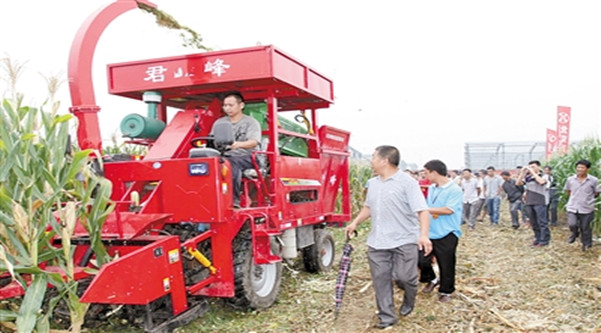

{"left": 546, "top": 128, "right": 558, "bottom": 160}
{"left": 556, "top": 106, "right": 571, "bottom": 154}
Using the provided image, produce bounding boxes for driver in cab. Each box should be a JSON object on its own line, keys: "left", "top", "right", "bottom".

{"left": 210, "top": 91, "right": 261, "bottom": 208}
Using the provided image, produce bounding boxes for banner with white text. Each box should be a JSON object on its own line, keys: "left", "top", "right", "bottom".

{"left": 556, "top": 106, "right": 571, "bottom": 154}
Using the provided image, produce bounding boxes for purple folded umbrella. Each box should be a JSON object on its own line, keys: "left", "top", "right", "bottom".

{"left": 334, "top": 241, "right": 354, "bottom": 319}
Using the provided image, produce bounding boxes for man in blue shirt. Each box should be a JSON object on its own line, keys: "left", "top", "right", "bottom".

{"left": 419, "top": 159, "right": 463, "bottom": 303}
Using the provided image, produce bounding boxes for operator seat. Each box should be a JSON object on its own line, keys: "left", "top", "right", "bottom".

{"left": 242, "top": 138, "right": 270, "bottom": 179}
{"left": 189, "top": 147, "right": 220, "bottom": 158}
{"left": 240, "top": 138, "right": 270, "bottom": 207}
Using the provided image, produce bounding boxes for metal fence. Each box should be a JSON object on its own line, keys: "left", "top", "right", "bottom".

{"left": 464, "top": 141, "right": 546, "bottom": 170}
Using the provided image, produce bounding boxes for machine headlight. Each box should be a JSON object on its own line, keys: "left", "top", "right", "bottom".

{"left": 189, "top": 162, "right": 209, "bottom": 176}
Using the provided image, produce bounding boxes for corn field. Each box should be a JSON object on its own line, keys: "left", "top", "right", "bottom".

{"left": 0, "top": 96, "right": 114, "bottom": 333}
{"left": 348, "top": 162, "right": 372, "bottom": 215}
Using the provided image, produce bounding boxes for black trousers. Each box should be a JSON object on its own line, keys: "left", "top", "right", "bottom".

{"left": 547, "top": 188, "right": 559, "bottom": 225}
{"left": 227, "top": 155, "right": 253, "bottom": 202}
{"left": 418, "top": 232, "right": 458, "bottom": 294}
{"left": 567, "top": 211, "right": 594, "bottom": 247}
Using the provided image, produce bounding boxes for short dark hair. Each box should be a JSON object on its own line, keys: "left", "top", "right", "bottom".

{"left": 424, "top": 159, "right": 447, "bottom": 176}
{"left": 576, "top": 159, "right": 592, "bottom": 169}
{"left": 544, "top": 165, "right": 552, "bottom": 171}
{"left": 375, "top": 145, "right": 400, "bottom": 167}
{"left": 223, "top": 91, "right": 245, "bottom": 103}
{"left": 528, "top": 160, "right": 541, "bottom": 166}
{"left": 501, "top": 171, "right": 511, "bottom": 176}
{"left": 487, "top": 166, "right": 495, "bottom": 171}
{"left": 463, "top": 168, "right": 472, "bottom": 173}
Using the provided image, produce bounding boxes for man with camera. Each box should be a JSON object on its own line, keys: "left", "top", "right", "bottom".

{"left": 516, "top": 160, "right": 550, "bottom": 247}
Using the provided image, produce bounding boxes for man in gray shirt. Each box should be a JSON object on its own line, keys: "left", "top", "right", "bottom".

{"left": 346, "top": 145, "right": 431, "bottom": 329}
{"left": 484, "top": 166, "right": 504, "bottom": 224}
{"left": 564, "top": 159, "right": 600, "bottom": 251}
{"left": 210, "top": 92, "right": 261, "bottom": 208}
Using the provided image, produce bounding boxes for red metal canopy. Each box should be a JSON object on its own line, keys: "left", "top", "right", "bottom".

{"left": 107, "top": 45, "right": 334, "bottom": 111}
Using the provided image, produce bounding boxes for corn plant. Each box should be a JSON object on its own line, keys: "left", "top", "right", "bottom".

{"left": 0, "top": 96, "right": 114, "bottom": 332}
{"left": 0, "top": 57, "right": 26, "bottom": 100}
{"left": 348, "top": 162, "right": 373, "bottom": 216}
{"left": 102, "top": 132, "right": 148, "bottom": 157}
{"left": 548, "top": 138, "right": 601, "bottom": 235}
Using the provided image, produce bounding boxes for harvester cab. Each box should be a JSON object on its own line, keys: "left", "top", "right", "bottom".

{"left": 0, "top": 1, "right": 352, "bottom": 332}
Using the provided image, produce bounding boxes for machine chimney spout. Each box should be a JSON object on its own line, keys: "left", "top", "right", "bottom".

{"left": 68, "top": 0, "right": 157, "bottom": 150}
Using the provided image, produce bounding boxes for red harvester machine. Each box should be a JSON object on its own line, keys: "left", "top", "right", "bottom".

{"left": 0, "top": 1, "right": 351, "bottom": 332}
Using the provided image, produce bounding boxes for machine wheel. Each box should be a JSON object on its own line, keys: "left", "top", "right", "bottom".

{"left": 229, "top": 225, "right": 282, "bottom": 310}
{"left": 302, "top": 228, "right": 335, "bottom": 273}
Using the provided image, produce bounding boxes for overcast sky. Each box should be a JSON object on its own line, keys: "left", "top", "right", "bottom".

{"left": 1, "top": 1, "right": 600, "bottom": 168}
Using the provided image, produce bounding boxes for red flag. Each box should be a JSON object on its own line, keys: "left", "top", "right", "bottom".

{"left": 556, "top": 106, "right": 571, "bottom": 154}
{"left": 546, "top": 128, "right": 558, "bottom": 160}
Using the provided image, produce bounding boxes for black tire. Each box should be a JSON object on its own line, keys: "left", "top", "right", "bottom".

{"left": 302, "top": 228, "right": 335, "bottom": 273}
{"left": 229, "top": 225, "right": 282, "bottom": 310}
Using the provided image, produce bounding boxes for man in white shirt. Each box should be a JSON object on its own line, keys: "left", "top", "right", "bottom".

{"left": 460, "top": 169, "right": 481, "bottom": 230}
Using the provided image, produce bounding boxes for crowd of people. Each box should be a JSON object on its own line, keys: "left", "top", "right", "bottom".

{"left": 345, "top": 145, "right": 599, "bottom": 330}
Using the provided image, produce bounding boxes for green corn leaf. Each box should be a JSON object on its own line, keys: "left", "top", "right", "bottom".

{"left": 35, "top": 314, "right": 50, "bottom": 333}
{"left": 46, "top": 273, "right": 68, "bottom": 315}
{"left": 37, "top": 245, "right": 60, "bottom": 263}
{"left": 41, "top": 169, "right": 59, "bottom": 193}
{"left": 17, "top": 106, "right": 31, "bottom": 123}
{"left": 0, "top": 309, "right": 17, "bottom": 322}
{"left": 20, "top": 133, "right": 35, "bottom": 141}
{"left": 1, "top": 143, "right": 21, "bottom": 179}
{"left": 5, "top": 230, "right": 31, "bottom": 265}
{"left": 65, "top": 149, "right": 91, "bottom": 183}
{"left": 40, "top": 109, "right": 52, "bottom": 131}
{"left": 82, "top": 267, "right": 99, "bottom": 275}
{"left": 2, "top": 99, "right": 18, "bottom": 125}
{"left": 46, "top": 271, "right": 66, "bottom": 289}
{"left": 16, "top": 274, "right": 47, "bottom": 333}
{"left": 84, "top": 178, "right": 113, "bottom": 265}
{"left": 52, "top": 113, "right": 72, "bottom": 125}
{"left": 2, "top": 265, "right": 44, "bottom": 275}
{"left": 0, "top": 244, "right": 15, "bottom": 278}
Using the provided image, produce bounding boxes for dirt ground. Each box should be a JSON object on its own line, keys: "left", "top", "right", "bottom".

{"left": 8, "top": 202, "right": 594, "bottom": 333}
{"left": 178, "top": 201, "right": 601, "bottom": 333}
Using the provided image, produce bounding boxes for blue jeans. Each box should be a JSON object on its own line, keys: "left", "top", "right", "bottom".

{"left": 525, "top": 204, "right": 550, "bottom": 245}
{"left": 509, "top": 200, "right": 522, "bottom": 227}
{"left": 486, "top": 197, "right": 500, "bottom": 224}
